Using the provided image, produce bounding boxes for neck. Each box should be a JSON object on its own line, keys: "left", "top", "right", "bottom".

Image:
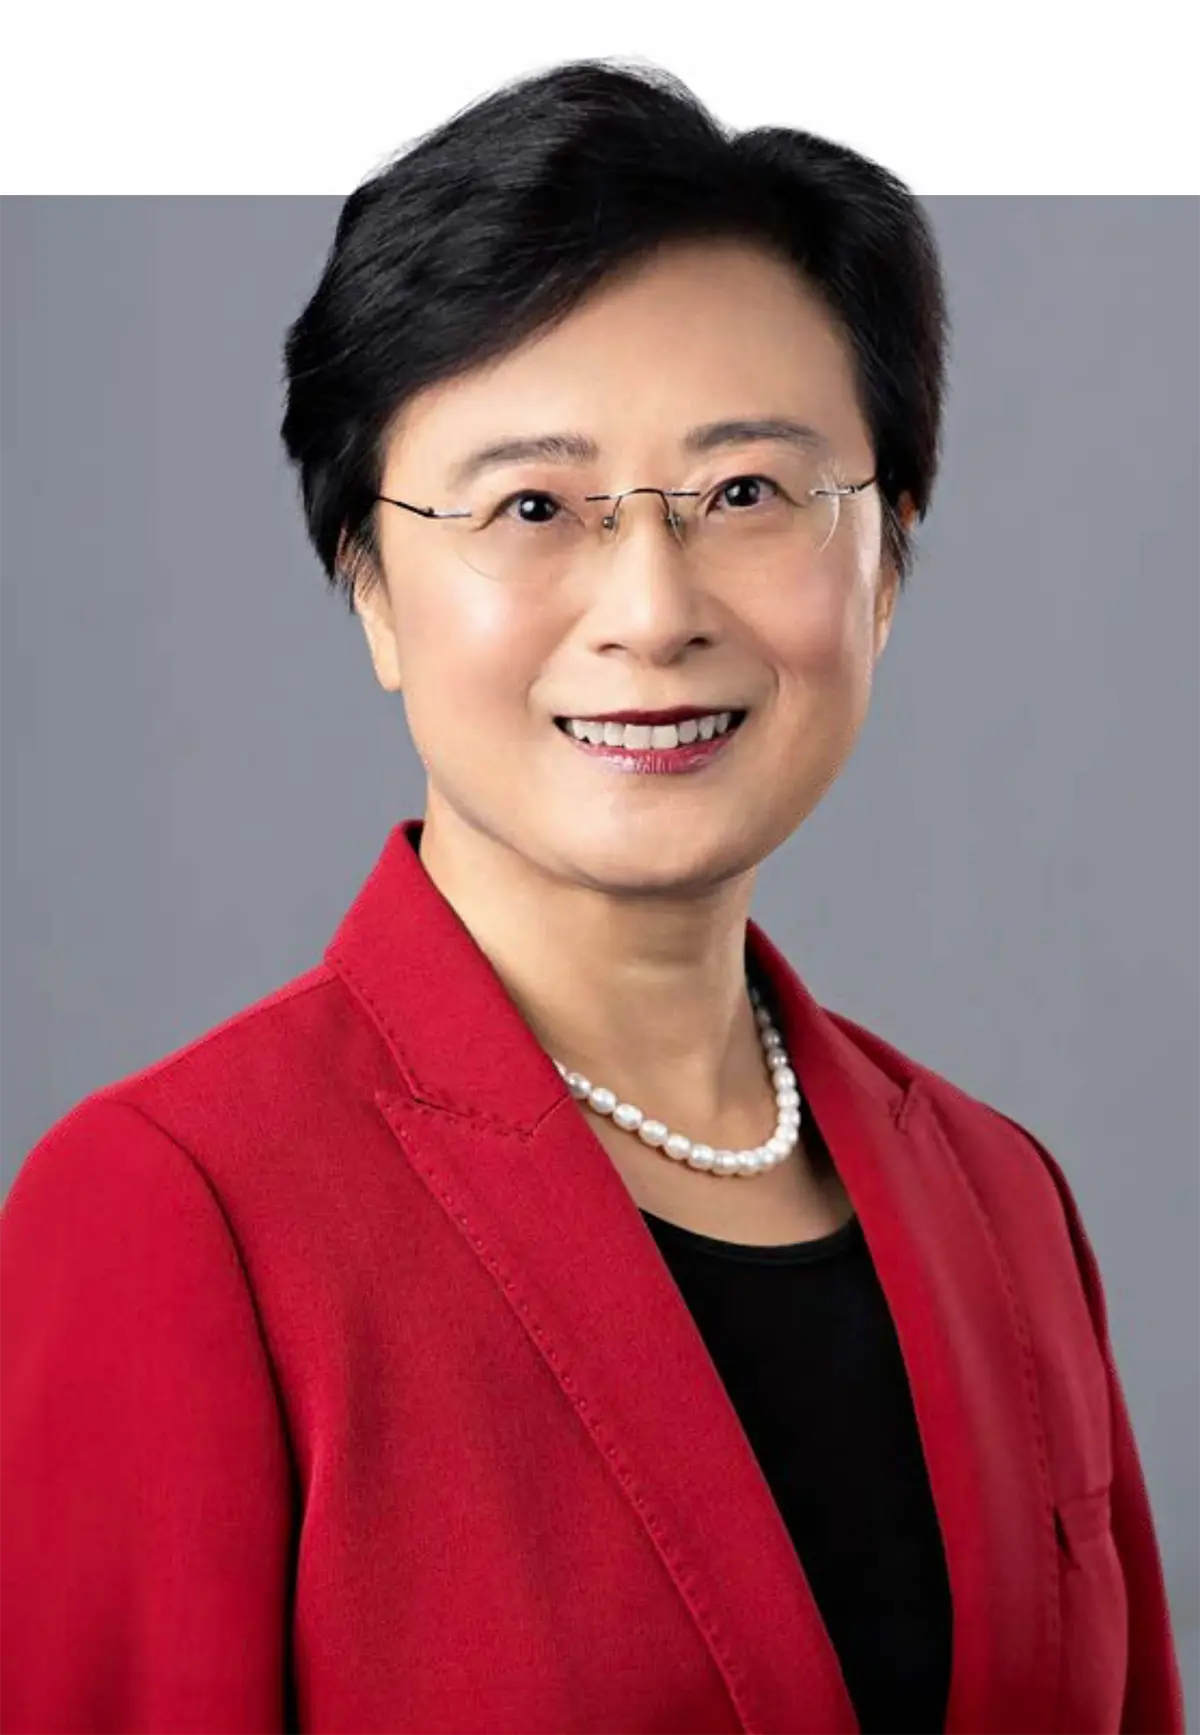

{"left": 415, "top": 798, "right": 768, "bottom": 1128}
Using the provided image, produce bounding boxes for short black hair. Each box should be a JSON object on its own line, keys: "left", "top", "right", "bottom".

{"left": 280, "top": 56, "right": 949, "bottom": 614}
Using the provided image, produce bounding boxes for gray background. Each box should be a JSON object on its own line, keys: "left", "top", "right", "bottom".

{"left": 2, "top": 197, "right": 1197, "bottom": 1716}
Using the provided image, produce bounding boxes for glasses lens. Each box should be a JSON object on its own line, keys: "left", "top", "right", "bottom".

{"left": 453, "top": 483, "right": 592, "bottom": 583}
{"left": 449, "top": 456, "right": 850, "bottom": 583}
{"left": 695, "top": 457, "right": 841, "bottom": 574}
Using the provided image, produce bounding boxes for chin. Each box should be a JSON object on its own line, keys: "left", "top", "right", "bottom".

{"left": 542, "top": 818, "right": 765, "bottom": 898}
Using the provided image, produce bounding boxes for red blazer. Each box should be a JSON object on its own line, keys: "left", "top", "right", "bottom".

{"left": 2, "top": 819, "right": 1185, "bottom": 1735}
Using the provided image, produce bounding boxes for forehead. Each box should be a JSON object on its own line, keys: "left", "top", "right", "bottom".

{"left": 383, "top": 239, "right": 871, "bottom": 479}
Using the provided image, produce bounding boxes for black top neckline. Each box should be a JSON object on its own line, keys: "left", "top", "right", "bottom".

{"left": 639, "top": 1207, "right": 863, "bottom": 1266}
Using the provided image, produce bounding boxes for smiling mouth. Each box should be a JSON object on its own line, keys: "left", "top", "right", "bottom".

{"left": 553, "top": 709, "right": 749, "bottom": 750}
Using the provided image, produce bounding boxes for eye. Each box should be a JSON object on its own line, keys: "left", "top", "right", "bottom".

{"left": 492, "top": 489, "right": 564, "bottom": 526}
{"left": 710, "top": 474, "right": 783, "bottom": 512}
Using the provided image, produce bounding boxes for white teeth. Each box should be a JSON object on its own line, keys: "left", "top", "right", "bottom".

{"left": 561, "top": 710, "right": 740, "bottom": 750}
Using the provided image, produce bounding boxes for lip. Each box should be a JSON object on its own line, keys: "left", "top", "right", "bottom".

{"left": 554, "top": 710, "right": 748, "bottom": 776}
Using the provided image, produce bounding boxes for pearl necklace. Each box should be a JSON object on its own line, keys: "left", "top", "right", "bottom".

{"left": 552, "top": 982, "right": 801, "bottom": 1178}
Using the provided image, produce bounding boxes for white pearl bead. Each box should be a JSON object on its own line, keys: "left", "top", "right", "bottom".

{"left": 612, "top": 1102, "right": 643, "bottom": 1131}
{"left": 588, "top": 1086, "right": 617, "bottom": 1114}
{"left": 754, "top": 1005, "right": 772, "bottom": 1027}
{"left": 776, "top": 1088, "right": 800, "bottom": 1111}
{"left": 664, "top": 1133, "right": 692, "bottom": 1160}
{"left": 686, "top": 1144, "right": 716, "bottom": 1171}
{"left": 712, "top": 1150, "right": 740, "bottom": 1175}
{"left": 766, "top": 1132, "right": 792, "bottom": 1157}
{"left": 637, "top": 1119, "right": 668, "bottom": 1147}
{"left": 565, "top": 1071, "right": 592, "bottom": 1099}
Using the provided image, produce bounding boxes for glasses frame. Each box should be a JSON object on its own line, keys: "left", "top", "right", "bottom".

{"left": 376, "top": 474, "right": 876, "bottom": 527}
{"left": 370, "top": 474, "right": 878, "bottom": 579}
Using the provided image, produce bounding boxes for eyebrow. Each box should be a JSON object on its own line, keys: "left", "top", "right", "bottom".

{"left": 446, "top": 417, "right": 831, "bottom": 491}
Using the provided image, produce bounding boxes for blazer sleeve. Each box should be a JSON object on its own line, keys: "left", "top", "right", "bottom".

{"left": 1031, "top": 1139, "right": 1187, "bottom": 1735}
{"left": 1, "top": 1097, "right": 295, "bottom": 1735}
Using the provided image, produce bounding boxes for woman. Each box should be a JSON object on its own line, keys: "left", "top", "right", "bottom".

{"left": 0, "top": 56, "right": 1185, "bottom": 1735}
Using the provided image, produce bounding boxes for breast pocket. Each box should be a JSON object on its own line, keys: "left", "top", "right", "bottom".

{"left": 1054, "top": 1485, "right": 1128, "bottom": 1733}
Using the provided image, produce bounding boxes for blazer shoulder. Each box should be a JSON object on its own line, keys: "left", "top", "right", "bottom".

{"left": 102, "top": 960, "right": 341, "bottom": 1097}
{"left": 821, "top": 1002, "right": 1080, "bottom": 1218}
{"left": 10, "top": 959, "right": 388, "bottom": 1211}
{"left": 821, "top": 1000, "right": 1011, "bottom": 1125}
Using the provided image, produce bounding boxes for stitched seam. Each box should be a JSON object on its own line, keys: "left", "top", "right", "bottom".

{"left": 1057, "top": 1484, "right": 1112, "bottom": 1508}
{"left": 332, "top": 944, "right": 563, "bottom": 1134}
{"left": 913, "top": 1081, "right": 1063, "bottom": 1722}
{"left": 379, "top": 1091, "right": 756, "bottom": 1733}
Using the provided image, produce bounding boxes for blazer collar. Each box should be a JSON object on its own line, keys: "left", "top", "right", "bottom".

{"left": 325, "top": 819, "right": 1061, "bottom": 1735}
{"left": 324, "top": 817, "right": 905, "bottom": 1133}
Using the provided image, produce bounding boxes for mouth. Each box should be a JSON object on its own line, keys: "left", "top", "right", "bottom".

{"left": 552, "top": 706, "right": 750, "bottom": 772}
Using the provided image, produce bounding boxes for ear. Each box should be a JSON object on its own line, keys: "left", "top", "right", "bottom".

{"left": 873, "top": 492, "right": 916, "bottom": 662}
{"left": 873, "top": 563, "right": 899, "bottom": 662}
{"left": 340, "top": 532, "right": 402, "bottom": 694}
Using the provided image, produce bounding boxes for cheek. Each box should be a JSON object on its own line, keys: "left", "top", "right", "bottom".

{"left": 394, "top": 570, "right": 557, "bottom": 729}
{"left": 760, "top": 566, "right": 876, "bottom": 692}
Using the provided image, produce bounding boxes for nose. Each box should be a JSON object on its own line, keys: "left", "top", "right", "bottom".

{"left": 581, "top": 489, "right": 715, "bottom": 665}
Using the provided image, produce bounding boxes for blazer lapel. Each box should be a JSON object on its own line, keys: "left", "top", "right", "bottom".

{"left": 779, "top": 967, "right": 1062, "bottom": 1735}
{"left": 326, "top": 821, "right": 1061, "bottom": 1735}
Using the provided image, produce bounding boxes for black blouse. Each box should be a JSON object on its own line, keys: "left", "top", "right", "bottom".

{"left": 639, "top": 1200, "right": 954, "bottom": 1734}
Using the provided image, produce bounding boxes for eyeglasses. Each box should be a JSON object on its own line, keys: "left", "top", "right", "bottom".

{"left": 373, "top": 451, "right": 877, "bottom": 586}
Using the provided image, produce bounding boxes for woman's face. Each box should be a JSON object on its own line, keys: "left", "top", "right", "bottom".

{"left": 355, "top": 238, "right": 902, "bottom": 896}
